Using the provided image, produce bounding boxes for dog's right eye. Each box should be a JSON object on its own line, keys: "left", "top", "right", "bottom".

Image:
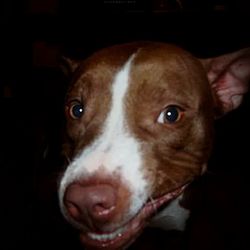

{"left": 67, "top": 101, "right": 84, "bottom": 119}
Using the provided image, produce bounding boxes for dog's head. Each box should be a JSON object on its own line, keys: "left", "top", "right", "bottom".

{"left": 58, "top": 42, "right": 250, "bottom": 249}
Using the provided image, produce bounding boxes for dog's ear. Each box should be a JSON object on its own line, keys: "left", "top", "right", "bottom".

{"left": 199, "top": 48, "right": 250, "bottom": 116}
{"left": 60, "top": 56, "right": 81, "bottom": 78}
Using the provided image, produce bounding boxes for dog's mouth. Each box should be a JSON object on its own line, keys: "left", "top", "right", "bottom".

{"left": 79, "top": 184, "right": 187, "bottom": 250}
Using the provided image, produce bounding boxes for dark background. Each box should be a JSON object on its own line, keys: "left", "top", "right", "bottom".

{"left": 1, "top": 1, "right": 250, "bottom": 249}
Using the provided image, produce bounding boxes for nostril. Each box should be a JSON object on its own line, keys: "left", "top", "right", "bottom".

{"left": 65, "top": 202, "right": 82, "bottom": 221}
{"left": 92, "top": 203, "right": 116, "bottom": 217}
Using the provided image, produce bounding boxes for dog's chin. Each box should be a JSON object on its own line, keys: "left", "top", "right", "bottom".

{"left": 79, "top": 185, "right": 187, "bottom": 250}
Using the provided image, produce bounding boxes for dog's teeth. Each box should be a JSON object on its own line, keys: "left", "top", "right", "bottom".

{"left": 88, "top": 227, "right": 125, "bottom": 241}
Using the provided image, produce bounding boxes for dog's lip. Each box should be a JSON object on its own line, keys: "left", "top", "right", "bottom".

{"left": 79, "top": 184, "right": 187, "bottom": 249}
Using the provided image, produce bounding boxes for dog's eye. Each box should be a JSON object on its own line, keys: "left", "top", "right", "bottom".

{"left": 67, "top": 101, "right": 84, "bottom": 119}
{"left": 157, "top": 105, "right": 183, "bottom": 124}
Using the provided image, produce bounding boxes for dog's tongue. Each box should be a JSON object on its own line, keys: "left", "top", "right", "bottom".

{"left": 79, "top": 185, "right": 187, "bottom": 249}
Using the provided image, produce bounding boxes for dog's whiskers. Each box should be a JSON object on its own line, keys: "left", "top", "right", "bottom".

{"left": 148, "top": 196, "right": 158, "bottom": 214}
{"left": 163, "top": 172, "right": 179, "bottom": 187}
{"left": 65, "top": 153, "right": 71, "bottom": 164}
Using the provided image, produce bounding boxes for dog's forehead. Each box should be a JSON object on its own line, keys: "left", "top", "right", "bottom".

{"left": 82, "top": 42, "right": 199, "bottom": 74}
{"left": 130, "top": 47, "right": 210, "bottom": 104}
{"left": 75, "top": 42, "right": 206, "bottom": 87}
{"left": 67, "top": 42, "right": 209, "bottom": 110}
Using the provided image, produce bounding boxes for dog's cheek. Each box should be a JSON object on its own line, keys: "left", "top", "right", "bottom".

{"left": 140, "top": 141, "right": 180, "bottom": 199}
{"left": 145, "top": 125, "right": 212, "bottom": 198}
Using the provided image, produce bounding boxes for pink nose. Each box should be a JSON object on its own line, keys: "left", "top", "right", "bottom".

{"left": 64, "top": 183, "right": 117, "bottom": 228}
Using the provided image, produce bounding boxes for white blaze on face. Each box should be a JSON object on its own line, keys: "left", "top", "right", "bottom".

{"left": 59, "top": 54, "right": 148, "bottom": 220}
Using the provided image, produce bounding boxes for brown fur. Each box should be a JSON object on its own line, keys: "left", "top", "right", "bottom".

{"left": 63, "top": 42, "right": 145, "bottom": 159}
{"left": 126, "top": 44, "right": 214, "bottom": 197}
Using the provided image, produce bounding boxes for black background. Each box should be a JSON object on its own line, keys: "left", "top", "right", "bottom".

{"left": 1, "top": 1, "right": 250, "bottom": 249}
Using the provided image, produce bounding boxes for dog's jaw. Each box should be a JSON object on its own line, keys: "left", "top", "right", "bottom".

{"left": 79, "top": 185, "right": 187, "bottom": 250}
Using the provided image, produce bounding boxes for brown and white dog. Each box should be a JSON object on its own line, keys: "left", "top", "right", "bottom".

{"left": 58, "top": 42, "right": 250, "bottom": 250}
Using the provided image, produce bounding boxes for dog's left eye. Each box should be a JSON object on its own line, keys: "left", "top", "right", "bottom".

{"left": 67, "top": 101, "right": 84, "bottom": 119}
{"left": 157, "top": 105, "right": 183, "bottom": 124}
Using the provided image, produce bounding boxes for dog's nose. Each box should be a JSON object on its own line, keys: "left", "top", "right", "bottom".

{"left": 64, "top": 183, "right": 117, "bottom": 227}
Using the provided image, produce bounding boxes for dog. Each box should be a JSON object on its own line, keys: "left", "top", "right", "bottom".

{"left": 58, "top": 42, "right": 250, "bottom": 249}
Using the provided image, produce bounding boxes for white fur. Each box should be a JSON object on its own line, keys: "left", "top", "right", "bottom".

{"left": 149, "top": 194, "right": 190, "bottom": 231}
{"left": 59, "top": 54, "right": 148, "bottom": 222}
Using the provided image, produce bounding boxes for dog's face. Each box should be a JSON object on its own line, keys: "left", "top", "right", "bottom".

{"left": 59, "top": 42, "right": 249, "bottom": 249}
